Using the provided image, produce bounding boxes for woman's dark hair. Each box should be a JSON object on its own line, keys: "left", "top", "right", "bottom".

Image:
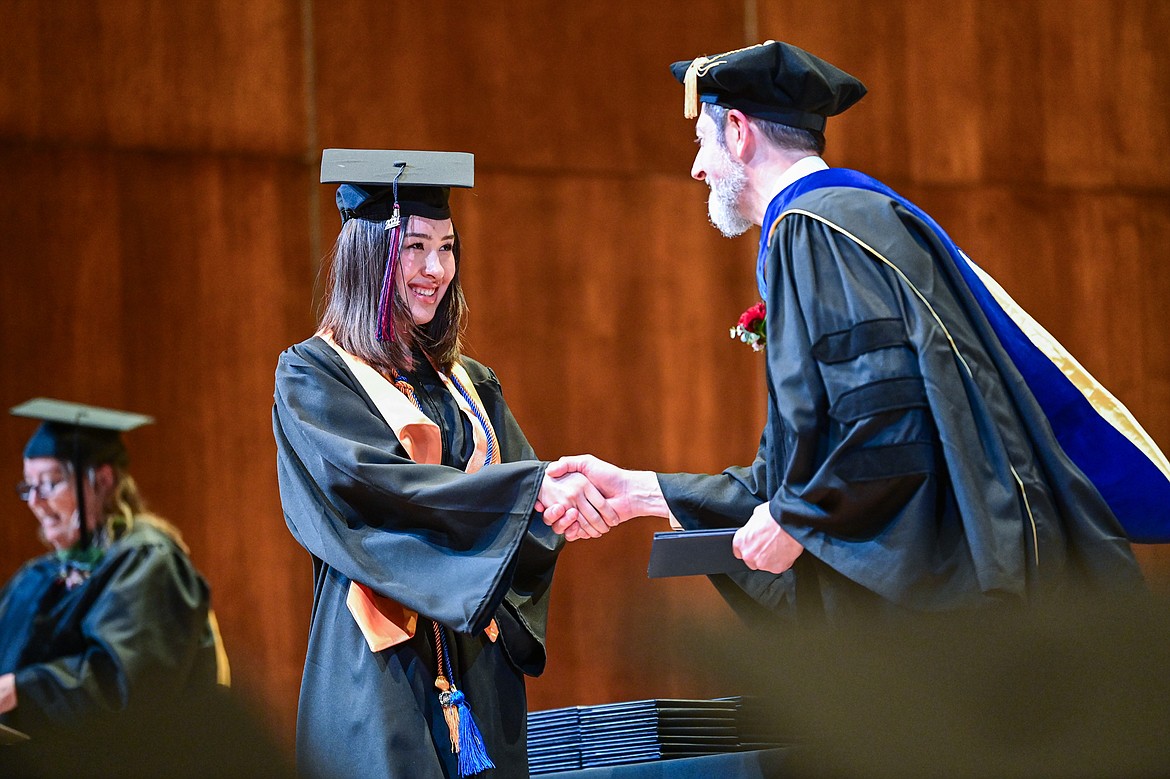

{"left": 318, "top": 216, "right": 467, "bottom": 376}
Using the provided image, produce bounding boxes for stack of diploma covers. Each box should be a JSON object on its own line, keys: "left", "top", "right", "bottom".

{"left": 527, "top": 696, "right": 790, "bottom": 774}
{"left": 527, "top": 705, "right": 584, "bottom": 773}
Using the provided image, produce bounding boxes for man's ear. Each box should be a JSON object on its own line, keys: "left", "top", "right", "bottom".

{"left": 723, "top": 109, "right": 755, "bottom": 162}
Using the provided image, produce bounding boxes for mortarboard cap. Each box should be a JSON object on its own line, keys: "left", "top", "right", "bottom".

{"left": 13, "top": 398, "right": 153, "bottom": 470}
{"left": 670, "top": 40, "right": 866, "bottom": 131}
{"left": 321, "top": 149, "right": 474, "bottom": 224}
{"left": 12, "top": 398, "right": 153, "bottom": 552}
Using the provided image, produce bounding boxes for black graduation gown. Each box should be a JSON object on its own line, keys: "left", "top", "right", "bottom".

{"left": 273, "top": 336, "right": 561, "bottom": 779}
{"left": 659, "top": 183, "right": 1142, "bottom": 622}
{"left": 0, "top": 522, "right": 219, "bottom": 736}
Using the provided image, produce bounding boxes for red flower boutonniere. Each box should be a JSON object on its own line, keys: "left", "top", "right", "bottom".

{"left": 730, "top": 301, "right": 767, "bottom": 351}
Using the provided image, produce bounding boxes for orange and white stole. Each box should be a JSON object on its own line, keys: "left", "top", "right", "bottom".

{"left": 320, "top": 333, "right": 501, "bottom": 651}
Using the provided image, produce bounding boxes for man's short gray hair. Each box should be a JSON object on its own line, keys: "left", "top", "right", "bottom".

{"left": 703, "top": 103, "right": 826, "bottom": 156}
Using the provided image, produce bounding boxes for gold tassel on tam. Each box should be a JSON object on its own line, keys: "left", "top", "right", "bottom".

{"left": 683, "top": 56, "right": 709, "bottom": 118}
{"left": 683, "top": 40, "right": 778, "bottom": 118}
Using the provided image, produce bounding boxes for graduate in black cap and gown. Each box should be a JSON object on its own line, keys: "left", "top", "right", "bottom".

{"left": 0, "top": 399, "right": 224, "bottom": 739}
{"left": 272, "top": 150, "right": 614, "bottom": 779}
{"left": 545, "top": 41, "right": 1163, "bottom": 618}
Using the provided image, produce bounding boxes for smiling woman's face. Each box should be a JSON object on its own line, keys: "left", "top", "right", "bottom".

{"left": 395, "top": 215, "right": 456, "bottom": 326}
{"left": 22, "top": 457, "right": 82, "bottom": 550}
{"left": 20, "top": 458, "right": 111, "bottom": 551}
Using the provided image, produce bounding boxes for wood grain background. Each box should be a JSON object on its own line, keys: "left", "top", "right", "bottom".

{"left": 1, "top": 0, "right": 1166, "bottom": 754}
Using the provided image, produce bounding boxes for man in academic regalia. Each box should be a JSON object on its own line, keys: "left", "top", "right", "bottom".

{"left": 545, "top": 40, "right": 1163, "bottom": 620}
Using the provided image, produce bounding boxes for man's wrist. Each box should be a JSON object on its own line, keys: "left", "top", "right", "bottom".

{"left": 629, "top": 470, "right": 670, "bottom": 518}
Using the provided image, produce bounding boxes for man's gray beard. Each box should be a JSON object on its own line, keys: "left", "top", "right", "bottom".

{"left": 707, "top": 155, "right": 752, "bottom": 238}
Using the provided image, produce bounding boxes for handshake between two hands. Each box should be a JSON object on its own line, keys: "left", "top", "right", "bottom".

{"left": 534, "top": 455, "right": 804, "bottom": 574}
{"left": 534, "top": 455, "right": 652, "bottom": 543}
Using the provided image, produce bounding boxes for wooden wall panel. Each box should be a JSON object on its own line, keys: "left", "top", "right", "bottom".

{"left": 307, "top": 0, "right": 765, "bottom": 711}
{"left": 760, "top": 0, "right": 1170, "bottom": 189}
{"left": 0, "top": 0, "right": 306, "bottom": 153}
{"left": 311, "top": 1, "right": 746, "bottom": 175}
{"left": 1036, "top": 1, "right": 1170, "bottom": 188}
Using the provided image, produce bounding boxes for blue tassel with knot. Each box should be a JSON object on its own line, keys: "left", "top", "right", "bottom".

{"left": 433, "top": 619, "right": 495, "bottom": 777}
{"left": 442, "top": 688, "right": 495, "bottom": 777}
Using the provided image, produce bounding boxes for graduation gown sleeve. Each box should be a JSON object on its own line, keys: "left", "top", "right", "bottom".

{"left": 0, "top": 560, "right": 56, "bottom": 676}
{"left": 273, "top": 337, "right": 552, "bottom": 637}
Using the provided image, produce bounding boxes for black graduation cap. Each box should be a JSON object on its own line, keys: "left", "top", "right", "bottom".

{"left": 12, "top": 398, "right": 153, "bottom": 550}
{"left": 669, "top": 40, "right": 867, "bottom": 131}
{"left": 321, "top": 149, "right": 476, "bottom": 341}
{"left": 321, "top": 149, "right": 474, "bottom": 224}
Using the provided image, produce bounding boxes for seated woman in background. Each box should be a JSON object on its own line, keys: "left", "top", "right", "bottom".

{"left": 0, "top": 398, "right": 226, "bottom": 739}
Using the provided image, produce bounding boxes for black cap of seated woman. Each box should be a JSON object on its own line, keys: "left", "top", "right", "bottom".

{"left": 12, "top": 398, "right": 152, "bottom": 561}
{"left": 323, "top": 149, "right": 473, "bottom": 341}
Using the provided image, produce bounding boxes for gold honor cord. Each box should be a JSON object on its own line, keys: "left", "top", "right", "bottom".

{"left": 772, "top": 209, "right": 1041, "bottom": 567}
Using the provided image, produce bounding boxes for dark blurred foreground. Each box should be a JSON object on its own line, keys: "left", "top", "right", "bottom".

{"left": 690, "top": 591, "right": 1170, "bottom": 778}
{"left": 3, "top": 592, "right": 1166, "bottom": 778}
{"left": 0, "top": 685, "right": 295, "bottom": 779}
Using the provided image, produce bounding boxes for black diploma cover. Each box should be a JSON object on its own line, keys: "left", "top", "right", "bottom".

{"left": 647, "top": 528, "right": 749, "bottom": 578}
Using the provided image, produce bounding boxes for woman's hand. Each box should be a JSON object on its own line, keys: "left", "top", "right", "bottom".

{"left": 537, "top": 471, "right": 618, "bottom": 539}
